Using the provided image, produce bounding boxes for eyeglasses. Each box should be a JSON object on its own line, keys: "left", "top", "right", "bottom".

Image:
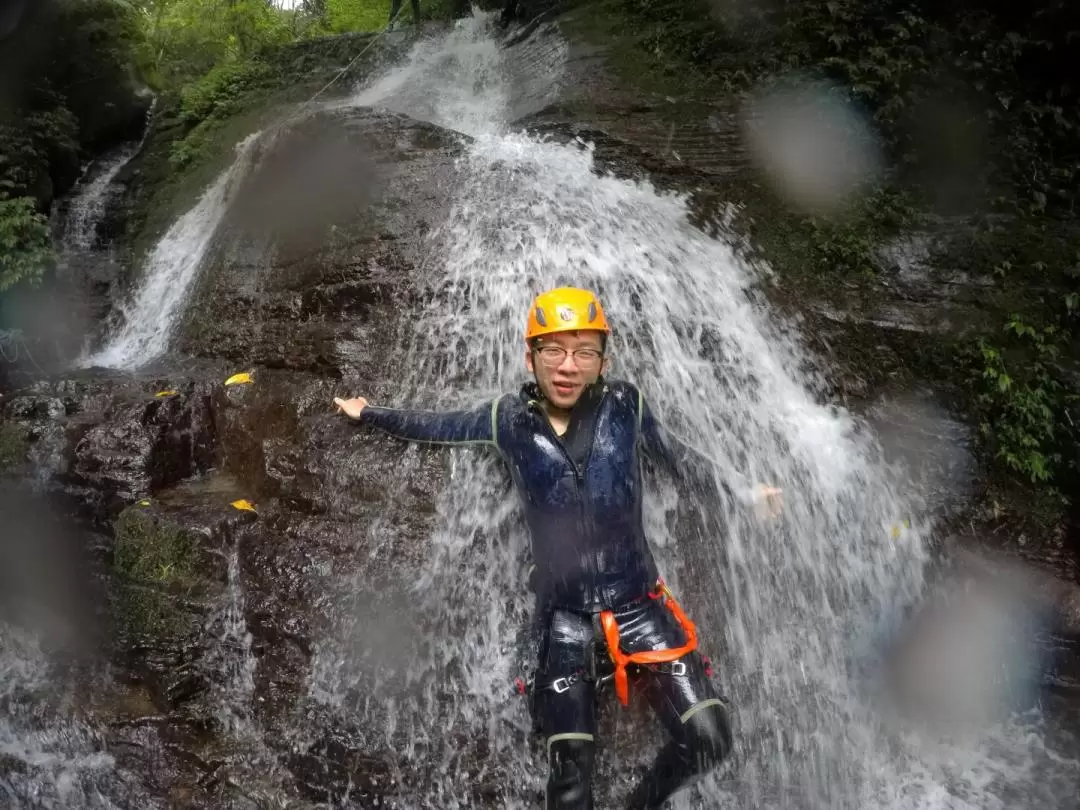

{"left": 533, "top": 346, "right": 604, "bottom": 369}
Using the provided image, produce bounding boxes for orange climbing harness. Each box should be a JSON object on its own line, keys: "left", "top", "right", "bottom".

{"left": 599, "top": 579, "right": 698, "bottom": 707}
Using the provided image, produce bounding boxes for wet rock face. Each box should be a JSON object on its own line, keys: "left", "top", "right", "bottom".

{"left": 179, "top": 107, "right": 462, "bottom": 377}
{"left": 1, "top": 103, "right": 469, "bottom": 805}
{"left": 2, "top": 376, "right": 218, "bottom": 521}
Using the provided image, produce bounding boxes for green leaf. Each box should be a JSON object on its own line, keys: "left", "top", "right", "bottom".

{"left": 0, "top": 196, "right": 52, "bottom": 291}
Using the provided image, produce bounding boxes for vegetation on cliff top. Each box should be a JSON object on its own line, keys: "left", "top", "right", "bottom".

{"left": 1, "top": 0, "right": 144, "bottom": 292}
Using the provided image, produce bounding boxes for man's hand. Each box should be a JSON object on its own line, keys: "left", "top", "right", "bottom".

{"left": 334, "top": 396, "right": 369, "bottom": 419}
{"left": 755, "top": 485, "right": 784, "bottom": 520}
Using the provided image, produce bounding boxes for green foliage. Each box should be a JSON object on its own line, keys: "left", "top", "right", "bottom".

{"left": 325, "top": 0, "right": 392, "bottom": 32}
{"left": 804, "top": 189, "right": 919, "bottom": 276}
{"left": 145, "top": 0, "right": 461, "bottom": 176}
{"left": 607, "top": 0, "right": 1080, "bottom": 503}
{"left": 167, "top": 136, "right": 210, "bottom": 171}
{"left": 134, "top": 0, "right": 296, "bottom": 87}
{"left": 1, "top": 0, "right": 469, "bottom": 207}
{"left": 974, "top": 316, "right": 1076, "bottom": 487}
{"left": 0, "top": 0, "right": 143, "bottom": 317}
{"left": 179, "top": 58, "right": 277, "bottom": 126}
{"left": 623, "top": 0, "right": 733, "bottom": 68}
{"left": 321, "top": 0, "right": 462, "bottom": 32}
{"left": 0, "top": 196, "right": 53, "bottom": 292}
{"left": 616, "top": 0, "right": 1080, "bottom": 218}
{"left": 807, "top": 220, "right": 878, "bottom": 277}
{"left": 131, "top": 0, "right": 445, "bottom": 88}
{"left": 0, "top": 105, "right": 80, "bottom": 203}
{"left": 46, "top": 0, "right": 144, "bottom": 147}
{"left": 0, "top": 0, "right": 143, "bottom": 194}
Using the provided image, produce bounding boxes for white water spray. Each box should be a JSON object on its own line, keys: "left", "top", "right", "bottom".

{"left": 314, "top": 13, "right": 1078, "bottom": 809}
{"left": 84, "top": 131, "right": 266, "bottom": 369}
{"left": 349, "top": 22, "right": 513, "bottom": 137}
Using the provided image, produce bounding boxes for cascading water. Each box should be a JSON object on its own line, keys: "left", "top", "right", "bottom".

{"left": 0, "top": 627, "right": 117, "bottom": 809}
{"left": 312, "top": 13, "right": 1078, "bottom": 809}
{"left": 57, "top": 98, "right": 155, "bottom": 257}
{"left": 83, "top": 131, "right": 267, "bottom": 370}
{"left": 61, "top": 143, "right": 141, "bottom": 253}
{"left": 204, "top": 548, "right": 257, "bottom": 736}
{"left": 0, "top": 487, "right": 163, "bottom": 810}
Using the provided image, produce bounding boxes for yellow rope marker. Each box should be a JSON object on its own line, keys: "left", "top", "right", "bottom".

{"left": 231, "top": 499, "right": 257, "bottom": 513}
{"left": 224, "top": 372, "right": 254, "bottom": 387}
{"left": 155, "top": 390, "right": 178, "bottom": 398}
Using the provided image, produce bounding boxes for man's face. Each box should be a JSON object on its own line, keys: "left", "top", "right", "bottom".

{"left": 525, "top": 329, "right": 607, "bottom": 409}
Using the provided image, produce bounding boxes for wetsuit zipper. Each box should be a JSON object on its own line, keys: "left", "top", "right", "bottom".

{"left": 581, "top": 385, "right": 608, "bottom": 609}
{"left": 530, "top": 385, "right": 609, "bottom": 609}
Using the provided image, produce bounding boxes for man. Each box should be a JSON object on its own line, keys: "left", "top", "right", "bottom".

{"left": 334, "top": 287, "right": 782, "bottom": 809}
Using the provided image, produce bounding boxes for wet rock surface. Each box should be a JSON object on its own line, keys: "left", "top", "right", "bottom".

{"left": 178, "top": 107, "right": 459, "bottom": 376}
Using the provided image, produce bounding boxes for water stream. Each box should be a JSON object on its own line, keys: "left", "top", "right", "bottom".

{"left": 61, "top": 145, "right": 140, "bottom": 253}
{"left": 83, "top": 130, "right": 268, "bottom": 370}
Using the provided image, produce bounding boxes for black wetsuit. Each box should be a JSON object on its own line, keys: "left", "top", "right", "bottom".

{"left": 357, "top": 379, "right": 732, "bottom": 809}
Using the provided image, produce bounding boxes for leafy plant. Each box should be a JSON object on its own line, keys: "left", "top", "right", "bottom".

{"left": 134, "top": 0, "right": 295, "bottom": 87}
{"left": 179, "top": 58, "right": 276, "bottom": 125}
{"left": 975, "top": 316, "right": 1075, "bottom": 486}
{"left": 0, "top": 196, "right": 53, "bottom": 292}
{"left": 808, "top": 219, "right": 878, "bottom": 276}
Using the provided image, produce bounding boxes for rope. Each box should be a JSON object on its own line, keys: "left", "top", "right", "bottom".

{"left": 235, "top": 5, "right": 407, "bottom": 378}
{"left": 301, "top": 5, "right": 403, "bottom": 110}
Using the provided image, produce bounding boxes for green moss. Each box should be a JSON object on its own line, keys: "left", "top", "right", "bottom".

{"left": 112, "top": 507, "right": 201, "bottom": 637}
{"left": 0, "top": 421, "right": 28, "bottom": 472}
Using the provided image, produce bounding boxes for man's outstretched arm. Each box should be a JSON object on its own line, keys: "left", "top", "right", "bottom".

{"left": 633, "top": 386, "right": 781, "bottom": 513}
{"left": 335, "top": 396, "right": 501, "bottom": 447}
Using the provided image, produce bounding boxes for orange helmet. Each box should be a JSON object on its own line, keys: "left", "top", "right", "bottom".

{"left": 525, "top": 287, "right": 611, "bottom": 342}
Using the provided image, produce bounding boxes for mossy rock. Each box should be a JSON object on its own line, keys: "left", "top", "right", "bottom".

{"left": 0, "top": 421, "right": 28, "bottom": 473}
{"left": 112, "top": 506, "right": 209, "bottom": 639}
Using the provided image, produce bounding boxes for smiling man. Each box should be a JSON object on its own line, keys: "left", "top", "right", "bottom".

{"left": 335, "top": 287, "right": 781, "bottom": 809}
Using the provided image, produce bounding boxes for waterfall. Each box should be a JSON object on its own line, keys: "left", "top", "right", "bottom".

{"left": 309, "top": 14, "right": 1078, "bottom": 809}
{"left": 84, "top": 131, "right": 267, "bottom": 369}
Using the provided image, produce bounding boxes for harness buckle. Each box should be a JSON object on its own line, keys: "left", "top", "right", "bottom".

{"left": 551, "top": 677, "right": 573, "bottom": 694}
{"left": 655, "top": 660, "right": 687, "bottom": 676}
